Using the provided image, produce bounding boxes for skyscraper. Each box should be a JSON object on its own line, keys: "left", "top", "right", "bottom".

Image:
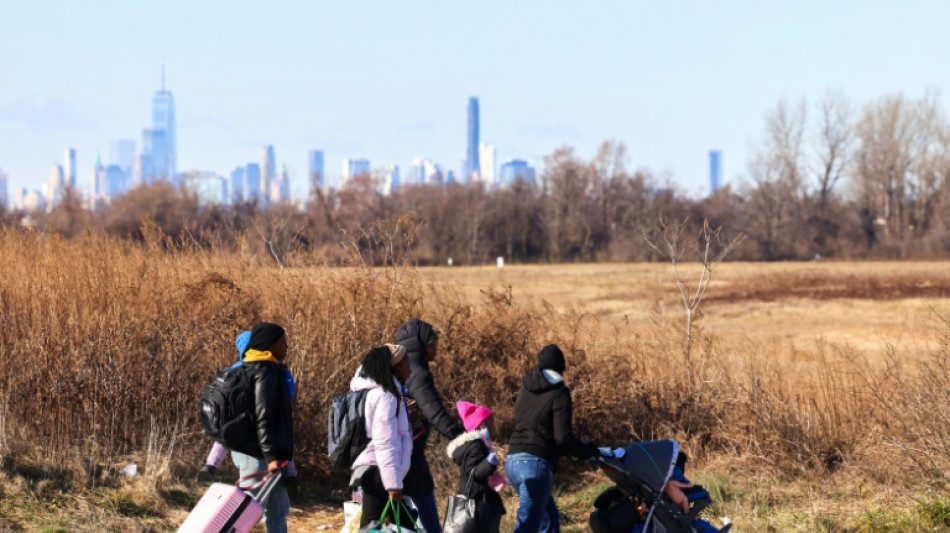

{"left": 270, "top": 166, "right": 290, "bottom": 204}
{"left": 47, "top": 163, "right": 66, "bottom": 210}
{"left": 0, "top": 168, "right": 8, "bottom": 209}
{"left": 150, "top": 65, "right": 177, "bottom": 181}
{"left": 478, "top": 142, "right": 496, "bottom": 189}
{"left": 64, "top": 148, "right": 77, "bottom": 189}
{"left": 465, "top": 97, "right": 480, "bottom": 183}
{"left": 372, "top": 164, "right": 400, "bottom": 195}
{"left": 230, "top": 166, "right": 246, "bottom": 203}
{"left": 261, "top": 145, "right": 276, "bottom": 203}
{"left": 245, "top": 163, "right": 262, "bottom": 202}
{"left": 109, "top": 139, "right": 136, "bottom": 172}
{"left": 499, "top": 159, "right": 537, "bottom": 189}
{"left": 342, "top": 158, "right": 371, "bottom": 185}
{"left": 308, "top": 150, "right": 325, "bottom": 189}
{"left": 709, "top": 150, "right": 723, "bottom": 193}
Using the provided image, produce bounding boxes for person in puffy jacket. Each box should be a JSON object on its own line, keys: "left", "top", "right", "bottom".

{"left": 446, "top": 401, "right": 506, "bottom": 533}
{"left": 506, "top": 344, "right": 599, "bottom": 533}
{"left": 395, "top": 318, "right": 465, "bottom": 533}
{"left": 349, "top": 344, "right": 415, "bottom": 529}
{"left": 229, "top": 322, "right": 294, "bottom": 533}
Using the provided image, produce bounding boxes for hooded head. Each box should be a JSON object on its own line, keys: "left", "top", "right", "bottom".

{"left": 247, "top": 322, "right": 287, "bottom": 362}
{"left": 456, "top": 401, "right": 493, "bottom": 432}
{"left": 395, "top": 318, "right": 437, "bottom": 364}
{"left": 537, "top": 344, "right": 565, "bottom": 374}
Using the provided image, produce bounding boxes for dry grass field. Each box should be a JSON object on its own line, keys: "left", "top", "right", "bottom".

{"left": 1, "top": 227, "right": 949, "bottom": 531}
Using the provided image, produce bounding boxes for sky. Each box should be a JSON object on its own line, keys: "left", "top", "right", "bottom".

{"left": 1, "top": 0, "right": 949, "bottom": 202}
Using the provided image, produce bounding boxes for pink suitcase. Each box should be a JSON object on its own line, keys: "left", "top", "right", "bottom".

{"left": 178, "top": 471, "right": 281, "bottom": 533}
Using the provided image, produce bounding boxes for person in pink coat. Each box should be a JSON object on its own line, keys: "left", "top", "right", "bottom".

{"left": 349, "top": 344, "right": 415, "bottom": 528}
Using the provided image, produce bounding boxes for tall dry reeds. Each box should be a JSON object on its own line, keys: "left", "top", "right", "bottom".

{"left": 0, "top": 224, "right": 947, "bottom": 495}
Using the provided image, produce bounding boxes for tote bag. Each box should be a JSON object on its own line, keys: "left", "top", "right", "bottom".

{"left": 441, "top": 471, "right": 490, "bottom": 533}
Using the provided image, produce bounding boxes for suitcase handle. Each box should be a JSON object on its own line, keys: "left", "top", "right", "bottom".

{"left": 236, "top": 460, "right": 288, "bottom": 505}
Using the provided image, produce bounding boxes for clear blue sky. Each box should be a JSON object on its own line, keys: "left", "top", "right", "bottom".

{"left": 1, "top": 0, "right": 948, "bottom": 200}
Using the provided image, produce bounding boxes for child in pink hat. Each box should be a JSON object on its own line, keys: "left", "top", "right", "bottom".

{"left": 445, "top": 401, "right": 507, "bottom": 532}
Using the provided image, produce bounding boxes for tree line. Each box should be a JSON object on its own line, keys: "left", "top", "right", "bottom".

{"left": 4, "top": 91, "right": 950, "bottom": 264}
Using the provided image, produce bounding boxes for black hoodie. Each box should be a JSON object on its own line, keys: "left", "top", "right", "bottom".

{"left": 395, "top": 318, "right": 464, "bottom": 495}
{"left": 507, "top": 367, "right": 598, "bottom": 467}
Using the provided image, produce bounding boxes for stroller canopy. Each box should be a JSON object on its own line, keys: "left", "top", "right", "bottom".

{"left": 604, "top": 440, "right": 679, "bottom": 493}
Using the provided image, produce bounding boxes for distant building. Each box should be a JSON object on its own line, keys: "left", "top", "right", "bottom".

{"left": 0, "top": 168, "right": 8, "bottom": 209}
{"left": 464, "top": 97, "right": 480, "bottom": 183}
{"left": 245, "top": 163, "right": 262, "bottom": 202}
{"left": 105, "top": 164, "right": 126, "bottom": 198}
{"left": 47, "top": 163, "right": 66, "bottom": 210}
{"left": 230, "top": 166, "right": 246, "bottom": 203}
{"left": 342, "top": 158, "right": 371, "bottom": 186}
{"left": 407, "top": 158, "right": 442, "bottom": 186}
{"left": 132, "top": 152, "right": 155, "bottom": 187}
{"left": 151, "top": 66, "right": 177, "bottom": 181}
{"left": 183, "top": 171, "right": 226, "bottom": 207}
{"left": 64, "top": 148, "right": 77, "bottom": 190}
{"left": 709, "top": 150, "right": 723, "bottom": 193}
{"left": 109, "top": 139, "right": 136, "bottom": 173}
{"left": 18, "top": 188, "right": 46, "bottom": 212}
{"left": 308, "top": 150, "right": 325, "bottom": 189}
{"left": 270, "top": 165, "right": 290, "bottom": 204}
{"left": 499, "top": 159, "right": 536, "bottom": 188}
{"left": 478, "top": 142, "right": 496, "bottom": 189}
{"left": 373, "top": 164, "right": 400, "bottom": 195}
{"left": 261, "top": 145, "right": 276, "bottom": 203}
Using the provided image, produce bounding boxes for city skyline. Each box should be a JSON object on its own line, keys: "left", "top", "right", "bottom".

{"left": 2, "top": 1, "right": 949, "bottom": 205}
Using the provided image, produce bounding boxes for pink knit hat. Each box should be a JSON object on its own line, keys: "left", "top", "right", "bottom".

{"left": 456, "top": 401, "right": 493, "bottom": 432}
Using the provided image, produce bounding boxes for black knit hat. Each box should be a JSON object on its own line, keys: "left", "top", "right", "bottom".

{"left": 248, "top": 322, "right": 286, "bottom": 351}
{"left": 537, "top": 344, "right": 565, "bottom": 373}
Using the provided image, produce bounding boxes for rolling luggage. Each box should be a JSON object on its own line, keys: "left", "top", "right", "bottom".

{"left": 178, "top": 469, "right": 282, "bottom": 533}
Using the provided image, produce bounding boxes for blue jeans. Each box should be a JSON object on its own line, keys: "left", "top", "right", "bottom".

{"left": 505, "top": 453, "right": 560, "bottom": 533}
{"left": 409, "top": 491, "right": 442, "bottom": 533}
{"left": 231, "top": 451, "right": 289, "bottom": 533}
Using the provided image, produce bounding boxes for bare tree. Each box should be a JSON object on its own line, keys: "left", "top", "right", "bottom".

{"left": 854, "top": 92, "right": 948, "bottom": 256}
{"left": 643, "top": 218, "right": 744, "bottom": 384}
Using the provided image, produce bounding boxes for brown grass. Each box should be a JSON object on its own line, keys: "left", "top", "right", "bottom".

{"left": 1, "top": 228, "right": 950, "bottom": 530}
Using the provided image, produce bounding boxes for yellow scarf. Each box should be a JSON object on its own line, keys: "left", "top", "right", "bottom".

{"left": 244, "top": 349, "right": 280, "bottom": 364}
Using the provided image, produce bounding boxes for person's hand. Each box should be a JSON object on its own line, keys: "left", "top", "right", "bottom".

{"left": 388, "top": 489, "right": 404, "bottom": 502}
{"left": 267, "top": 460, "right": 281, "bottom": 473}
{"left": 664, "top": 480, "right": 692, "bottom": 513}
{"left": 486, "top": 452, "right": 498, "bottom": 465}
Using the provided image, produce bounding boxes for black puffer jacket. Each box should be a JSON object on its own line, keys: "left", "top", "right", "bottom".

{"left": 232, "top": 362, "right": 294, "bottom": 464}
{"left": 447, "top": 431, "right": 505, "bottom": 513}
{"left": 395, "top": 319, "right": 464, "bottom": 495}
{"left": 507, "top": 367, "right": 598, "bottom": 468}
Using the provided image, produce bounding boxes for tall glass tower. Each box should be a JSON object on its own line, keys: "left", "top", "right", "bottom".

{"left": 709, "top": 150, "right": 722, "bottom": 193}
{"left": 465, "top": 97, "right": 480, "bottom": 183}
{"left": 151, "top": 65, "right": 177, "bottom": 181}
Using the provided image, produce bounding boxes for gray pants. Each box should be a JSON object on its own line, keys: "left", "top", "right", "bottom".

{"left": 231, "top": 451, "right": 290, "bottom": 533}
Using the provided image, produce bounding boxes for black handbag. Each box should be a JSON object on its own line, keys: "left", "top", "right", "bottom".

{"left": 442, "top": 471, "right": 490, "bottom": 533}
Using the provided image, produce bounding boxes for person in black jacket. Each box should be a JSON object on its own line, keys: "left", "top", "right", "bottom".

{"left": 506, "top": 344, "right": 599, "bottom": 533}
{"left": 395, "top": 318, "right": 465, "bottom": 533}
{"left": 446, "top": 401, "right": 506, "bottom": 533}
{"left": 230, "top": 322, "right": 294, "bottom": 533}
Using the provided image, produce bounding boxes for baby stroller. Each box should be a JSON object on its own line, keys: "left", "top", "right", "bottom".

{"left": 589, "top": 440, "right": 730, "bottom": 533}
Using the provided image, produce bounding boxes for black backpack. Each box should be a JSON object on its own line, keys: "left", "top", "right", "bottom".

{"left": 327, "top": 389, "right": 369, "bottom": 470}
{"left": 200, "top": 365, "right": 255, "bottom": 449}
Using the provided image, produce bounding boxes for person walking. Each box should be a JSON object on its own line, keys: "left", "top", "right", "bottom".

{"left": 395, "top": 318, "right": 466, "bottom": 533}
{"left": 198, "top": 330, "right": 297, "bottom": 485}
{"left": 446, "top": 401, "right": 506, "bottom": 532}
{"left": 229, "top": 322, "right": 295, "bottom": 533}
{"left": 349, "top": 344, "right": 416, "bottom": 529}
{"left": 506, "top": 344, "right": 599, "bottom": 533}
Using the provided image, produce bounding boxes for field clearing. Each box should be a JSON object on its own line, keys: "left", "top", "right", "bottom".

{"left": 3, "top": 224, "right": 950, "bottom": 531}
{"left": 417, "top": 261, "right": 950, "bottom": 355}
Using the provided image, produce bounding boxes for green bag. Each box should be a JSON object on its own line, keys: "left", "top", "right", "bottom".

{"left": 368, "top": 498, "right": 418, "bottom": 533}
